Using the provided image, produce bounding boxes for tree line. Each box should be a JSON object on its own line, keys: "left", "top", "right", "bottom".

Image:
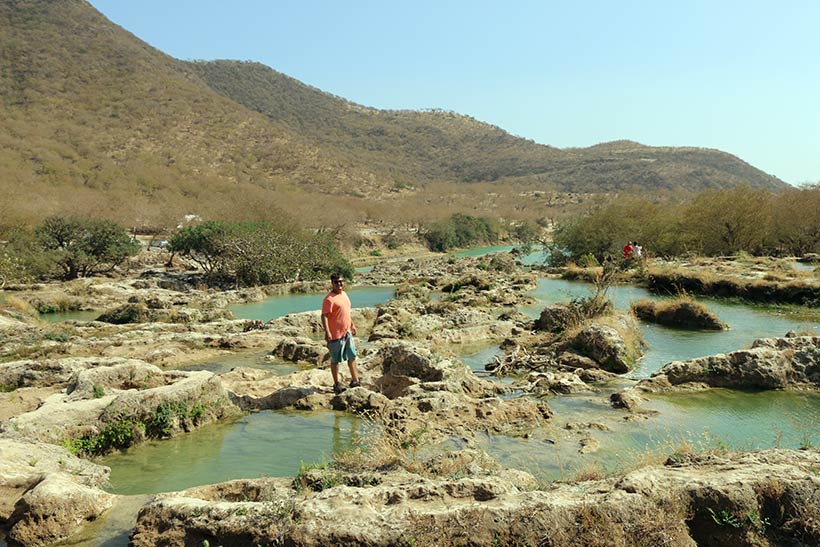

{"left": 551, "top": 184, "right": 820, "bottom": 261}
{"left": 167, "top": 221, "right": 353, "bottom": 286}
{"left": 0, "top": 216, "right": 352, "bottom": 287}
{"left": 421, "top": 213, "right": 541, "bottom": 252}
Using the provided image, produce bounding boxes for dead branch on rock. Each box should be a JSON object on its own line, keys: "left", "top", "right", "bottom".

{"left": 487, "top": 344, "right": 555, "bottom": 376}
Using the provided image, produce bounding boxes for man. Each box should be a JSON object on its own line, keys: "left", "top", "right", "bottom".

{"left": 321, "top": 273, "right": 361, "bottom": 394}
{"left": 623, "top": 241, "right": 634, "bottom": 259}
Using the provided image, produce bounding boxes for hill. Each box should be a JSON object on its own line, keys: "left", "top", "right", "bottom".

{"left": 0, "top": 0, "right": 375, "bottom": 228}
{"left": 0, "top": 0, "right": 787, "bottom": 230}
{"left": 188, "top": 60, "right": 785, "bottom": 194}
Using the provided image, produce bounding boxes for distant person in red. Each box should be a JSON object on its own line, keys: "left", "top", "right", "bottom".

{"left": 321, "top": 273, "right": 361, "bottom": 394}
{"left": 623, "top": 242, "right": 634, "bottom": 258}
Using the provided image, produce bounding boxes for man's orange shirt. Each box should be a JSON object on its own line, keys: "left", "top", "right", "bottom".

{"left": 322, "top": 291, "right": 353, "bottom": 340}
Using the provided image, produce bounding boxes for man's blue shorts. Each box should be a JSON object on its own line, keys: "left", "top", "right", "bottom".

{"left": 327, "top": 331, "right": 357, "bottom": 364}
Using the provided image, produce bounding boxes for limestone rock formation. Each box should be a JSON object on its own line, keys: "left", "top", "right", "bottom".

{"left": 129, "top": 449, "right": 820, "bottom": 547}
{"left": 638, "top": 336, "right": 820, "bottom": 392}
{"left": 569, "top": 324, "right": 634, "bottom": 373}
{"left": 0, "top": 439, "right": 112, "bottom": 546}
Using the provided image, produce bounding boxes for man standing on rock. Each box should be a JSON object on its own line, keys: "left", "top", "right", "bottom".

{"left": 321, "top": 273, "right": 361, "bottom": 394}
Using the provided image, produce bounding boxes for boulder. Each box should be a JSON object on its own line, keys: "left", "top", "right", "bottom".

{"left": 557, "top": 351, "right": 599, "bottom": 369}
{"left": 521, "top": 371, "right": 593, "bottom": 395}
{"left": 331, "top": 387, "right": 390, "bottom": 413}
{"left": 379, "top": 343, "right": 445, "bottom": 383}
{"left": 0, "top": 439, "right": 111, "bottom": 546}
{"left": 220, "top": 367, "right": 332, "bottom": 411}
{"left": 570, "top": 325, "right": 634, "bottom": 373}
{"left": 6, "top": 366, "right": 239, "bottom": 449}
{"left": 66, "top": 360, "right": 167, "bottom": 400}
{"left": 610, "top": 389, "right": 648, "bottom": 411}
{"left": 272, "top": 336, "right": 328, "bottom": 365}
{"left": 7, "top": 475, "right": 113, "bottom": 547}
{"left": 376, "top": 342, "right": 497, "bottom": 399}
{"left": 0, "top": 357, "right": 138, "bottom": 390}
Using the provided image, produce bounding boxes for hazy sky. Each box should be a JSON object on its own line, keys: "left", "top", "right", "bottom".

{"left": 88, "top": 0, "right": 819, "bottom": 185}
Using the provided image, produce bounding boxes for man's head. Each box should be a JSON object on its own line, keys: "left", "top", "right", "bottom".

{"left": 330, "top": 272, "right": 345, "bottom": 292}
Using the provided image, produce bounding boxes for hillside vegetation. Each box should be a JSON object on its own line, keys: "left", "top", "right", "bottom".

{"left": 190, "top": 60, "right": 785, "bottom": 194}
{"left": 0, "top": 0, "right": 374, "bottom": 228}
{"left": 0, "top": 0, "right": 787, "bottom": 231}
{"left": 553, "top": 184, "right": 820, "bottom": 259}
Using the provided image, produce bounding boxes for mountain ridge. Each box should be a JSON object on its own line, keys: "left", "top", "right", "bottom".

{"left": 188, "top": 59, "right": 784, "bottom": 194}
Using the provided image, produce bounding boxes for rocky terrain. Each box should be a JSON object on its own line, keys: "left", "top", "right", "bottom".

{"left": 130, "top": 448, "right": 820, "bottom": 547}
{"left": 1, "top": 252, "right": 819, "bottom": 546}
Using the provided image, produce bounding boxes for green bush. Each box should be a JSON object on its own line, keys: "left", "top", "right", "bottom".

{"left": 422, "top": 213, "right": 500, "bottom": 252}
{"left": 0, "top": 227, "right": 54, "bottom": 282}
{"left": 169, "top": 221, "right": 353, "bottom": 287}
{"left": 543, "top": 243, "right": 571, "bottom": 267}
{"left": 549, "top": 186, "right": 811, "bottom": 260}
{"left": 65, "top": 418, "right": 138, "bottom": 456}
{"left": 577, "top": 253, "right": 600, "bottom": 268}
{"left": 35, "top": 216, "right": 139, "bottom": 279}
{"left": 509, "top": 220, "right": 540, "bottom": 244}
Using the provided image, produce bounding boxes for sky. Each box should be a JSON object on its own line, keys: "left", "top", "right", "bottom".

{"left": 88, "top": 0, "right": 820, "bottom": 186}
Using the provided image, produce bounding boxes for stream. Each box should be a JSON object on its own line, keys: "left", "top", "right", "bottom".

{"left": 30, "top": 267, "right": 819, "bottom": 547}
{"left": 99, "top": 277, "right": 819, "bottom": 492}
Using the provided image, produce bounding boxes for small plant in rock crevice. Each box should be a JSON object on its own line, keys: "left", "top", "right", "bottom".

{"left": 708, "top": 507, "right": 742, "bottom": 528}
{"left": 62, "top": 401, "right": 213, "bottom": 456}
{"left": 292, "top": 458, "right": 345, "bottom": 492}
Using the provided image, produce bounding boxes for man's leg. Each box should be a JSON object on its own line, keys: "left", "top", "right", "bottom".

{"left": 331, "top": 361, "right": 340, "bottom": 385}
{"left": 347, "top": 358, "right": 359, "bottom": 384}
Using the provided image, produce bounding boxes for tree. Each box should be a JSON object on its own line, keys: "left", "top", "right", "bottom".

{"left": 770, "top": 185, "right": 820, "bottom": 255}
{"left": 552, "top": 196, "right": 658, "bottom": 261}
{"left": 169, "top": 221, "right": 353, "bottom": 287}
{"left": 683, "top": 186, "right": 773, "bottom": 255}
{"left": 35, "top": 216, "right": 139, "bottom": 279}
{"left": 167, "top": 221, "right": 230, "bottom": 275}
{"left": 422, "top": 213, "right": 501, "bottom": 252}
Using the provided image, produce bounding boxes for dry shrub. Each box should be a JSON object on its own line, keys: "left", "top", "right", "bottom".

{"left": 572, "top": 463, "right": 608, "bottom": 482}
{"left": 401, "top": 506, "right": 555, "bottom": 547}
{"left": 544, "top": 495, "right": 692, "bottom": 547}
{"left": 625, "top": 432, "right": 731, "bottom": 471}
{"left": 782, "top": 486, "right": 820, "bottom": 544}
{"left": 0, "top": 295, "right": 39, "bottom": 320}
{"left": 631, "top": 295, "right": 726, "bottom": 330}
{"left": 763, "top": 272, "right": 792, "bottom": 282}
{"left": 563, "top": 263, "right": 601, "bottom": 281}
{"left": 332, "top": 417, "right": 429, "bottom": 475}
{"left": 333, "top": 415, "right": 502, "bottom": 480}
{"left": 422, "top": 449, "right": 501, "bottom": 478}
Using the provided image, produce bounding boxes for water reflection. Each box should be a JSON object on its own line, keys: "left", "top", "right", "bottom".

{"left": 53, "top": 495, "right": 148, "bottom": 547}
{"left": 230, "top": 286, "right": 394, "bottom": 321}
{"left": 480, "top": 390, "right": 820, "bottom": 482}
{"left": 38, "top": 310, "right": 101, "bottom": 323}
{"left": 524, "top": 277, "right": 820, "bottom": 379}
{"left": 179, "top": 350, "right": 298, "bottom": 375}
{"left": 101, "top": 410, "right": 360, "bottom": 495}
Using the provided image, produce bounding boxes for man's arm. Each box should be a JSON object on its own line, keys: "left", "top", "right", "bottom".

{"left": 321, "top": 313, "right": 332, "bottom": 342}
